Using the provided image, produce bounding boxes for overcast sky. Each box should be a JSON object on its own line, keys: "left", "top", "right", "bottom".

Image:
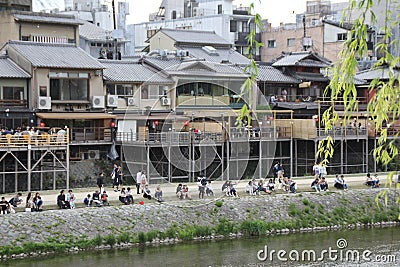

{"left": 126, "top": 0, "right": 348, "bottom": 26}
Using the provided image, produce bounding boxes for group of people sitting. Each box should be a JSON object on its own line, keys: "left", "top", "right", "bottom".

{"left": 0, "top": 192, "right": 43, "bottom": 214}
{"left": 57, "top": 189, "right": 76, "bottom": 209}
{"left": 245, "top": 178, "right": 275, "bottom": 195}
{"left": 176, "top": 184, "right": 192, "bottom": 200}
{"left": 365, "top": 173, "right": 380, "bottom": 188}
{"left": 222, "top": 180, "right": 239, "bottom": 197}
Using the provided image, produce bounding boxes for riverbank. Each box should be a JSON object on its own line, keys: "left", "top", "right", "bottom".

{"left": 0, "top": 187, "right": 399, "bottom": 260}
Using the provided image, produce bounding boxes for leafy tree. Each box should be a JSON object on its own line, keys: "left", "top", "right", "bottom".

{"left": 316, "top": 0, "right": 399, "bottom": 216}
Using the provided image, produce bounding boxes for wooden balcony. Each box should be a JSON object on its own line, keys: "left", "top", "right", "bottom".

{"left": 0, "top": 132, "right": 68, "bottom": 148}
{"left": 69, "top": 127, "right": 112, "bottom": 144}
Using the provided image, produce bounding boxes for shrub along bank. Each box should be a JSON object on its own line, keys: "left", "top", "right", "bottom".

{"left": 0, "top": 189, "right": 399, "bottom": 260}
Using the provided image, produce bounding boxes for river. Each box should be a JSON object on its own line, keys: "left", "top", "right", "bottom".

{"left": 4, "top": 227, "right": 399, "bottom": 267}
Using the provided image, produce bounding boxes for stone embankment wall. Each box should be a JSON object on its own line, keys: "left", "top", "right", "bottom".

{"left": 0, "top": 189, "right": 398, "bottom": 258}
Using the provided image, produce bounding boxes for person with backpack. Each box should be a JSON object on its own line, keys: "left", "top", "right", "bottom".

{"left": 97, "top": 172, "right": 104, "bottom": 193}
{"left": 198, "top": 175, "right": 207, "bottom": 199}
{"left": 9, "top": 192, "right": 22, "bottom": 208}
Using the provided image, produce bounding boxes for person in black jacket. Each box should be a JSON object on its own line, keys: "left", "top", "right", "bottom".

{"left": 57, "top": 190, "right": 69, "bottom": 209}
{"left": 97, "top": 172, "right": 104, "bottom": 192}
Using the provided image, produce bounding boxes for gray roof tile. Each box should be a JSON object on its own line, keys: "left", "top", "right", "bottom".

{"left": 355, "top": 67, "right": 400, "bottom": 81}
{"left": 176, "top": 46, "right": 250, "bottom": 65}
{"left": 79, "top": 21, "right": 108, "bottom": 42}
{"left": 0, "top": 56, "right": 31, "bottom": 78}
{"left": 100, "top": 60, "right": 174, "bottom": 83}
{"left": 158, "top": 29, "right": 231, "bottom": 46}
{"left": 8, "top": 41, "right": 104, "bottom": 69}
{"left": 272, "top": 51, "right": 331, "bottom": 67}
{"left": 13, "top": 12, "right": 82, "bottom": 25}
{"left": 257, "top": 66, "right": 299, "bottom": 83}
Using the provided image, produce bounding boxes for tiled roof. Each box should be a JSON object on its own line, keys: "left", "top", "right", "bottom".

{"left": 291, "top": 71, "right": 330, "bottom": 82}
{"left": 143, "top": 57, "right": 183, "bottom": 71}
{"left": 100, "top": 60, "right": 174, "bottom": 84}
{"left": 257, "top": 66, "right": 300, "bottom": 83}
{"left": 158, "top": 29, "right": 231, "bottom": 46}
{"left": 79, "top": 21, "right": 108, "bottom": 42}
{"left": 13, "top": 12, "right": 82, "bottom": 25}
{"left": 0, "top": 56, "right": 31, "bottom": 78}
{"left": 7, "top": 41, "right": 104, "bottom": 69}
{"left": 355, "top": 67, "right": 400, "bottom": 81}
{"left": 272, "top": 51, "right": 331, "bottom": 67}
{"left": 169, "top": 60, "right": 248, "bottom": 78}
{"left": 176, "top": 46, "right": 250, "bottom": 65}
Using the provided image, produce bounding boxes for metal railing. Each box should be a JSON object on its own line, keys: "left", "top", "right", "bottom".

{"left": 317, "top": 127, "right": 368, "bottom": 137}
{"left": 116, "top": 131, "right": 224, "bottom": 144}
{"left": 229, "top": 126, "right": 291, "bottom": 140}
{"left": 70, "top": 127, "right": 111, "bottom": 143}
{"left": 0, "top": 99, "right": 28, "bottom": 107}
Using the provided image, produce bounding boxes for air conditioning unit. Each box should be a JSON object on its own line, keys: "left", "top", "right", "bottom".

{"left": 38, "top": 96, "right": 51, "bottom": 110}
{"left": 107, "top": 95, "right": 118, "bottom": 107}
{"left": 161, "top": 97, "right": 171, "bottom": 106}
{"left": 127, "top": 97, "right": 136, "bottom": 106}
{"left": 92, "top": 96, "right": 105, "bottom": 108}
{"left": 88, "top": 150, "right": 100, "bottom": 160}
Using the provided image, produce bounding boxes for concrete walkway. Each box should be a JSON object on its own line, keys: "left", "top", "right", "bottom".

{"left": 1, "top": 172, "right": 397, "bottom": 210}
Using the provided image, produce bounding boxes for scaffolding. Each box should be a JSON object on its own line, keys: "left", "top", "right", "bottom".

{"left": 0, "top": 131, "right": 69, "bottom": 193}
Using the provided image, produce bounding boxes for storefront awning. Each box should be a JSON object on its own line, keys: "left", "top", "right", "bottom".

{"left": 36, "top": 113, "right": 116, "bottom": 120}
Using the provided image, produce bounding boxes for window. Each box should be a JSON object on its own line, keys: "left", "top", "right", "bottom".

{"left": 230, "top": 20, "right": 237, "bottom": 32}
{"left": 49, "top": 72, "right": 89, "bottom": 101}
{"left": 107, "top": 84, "right": 134, "bottom": 96}
{"left": 147, "top": 29, "right": 157, "bottom": 38}
{"left": 218, "top": 4, "right": 222, "bottom": 14}
{"left": 3, "top": 87, "right": 24, "bottom": 100}
{"left": 337, "top": 33, "right": 347, "bottom": 41}
{"left": 287, "top": 38, "right": 296, "bottom": 47}
{"left": 141, "top": 85, "right": 163, "bottom": 99}
{"left": 267, "top": 40, "right": 276, "bottom": 48}
{"left": 242, "top": 21, "right": 250, "bottom": 33}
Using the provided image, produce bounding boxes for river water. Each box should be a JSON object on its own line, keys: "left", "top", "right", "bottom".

{"left": 4, "top": 227, "right": 399, "bottom": 267}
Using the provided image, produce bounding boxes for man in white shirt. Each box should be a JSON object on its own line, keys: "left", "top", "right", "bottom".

{"left": 136, "top": 170, "right": 142, "bottom": 194}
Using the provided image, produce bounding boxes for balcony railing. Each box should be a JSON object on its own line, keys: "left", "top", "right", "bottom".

{"left": 229, "top": 126, "right": 291, "bottom": 140}
{"left": 317, "top": 127, "right": 368, "bottom": 138}
{"left": 70, "top": 127, "right": 112, "bottom": 143}
{"left": 116, "top": 131, "right": 224, "bottom": 144}
{"left": 0, "top": 99, "right": 28, "bottom": 107}
{"left": 0, "top": 132, "right": 68, "bottom": 147}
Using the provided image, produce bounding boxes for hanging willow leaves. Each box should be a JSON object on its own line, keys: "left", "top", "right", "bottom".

{"left": 236, "top": 3, "right": 264, "bottom": 130}
{"left": 317, "top": 0, "right": 399, "bottom": 208}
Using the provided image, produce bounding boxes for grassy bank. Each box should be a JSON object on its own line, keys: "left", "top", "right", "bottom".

{"left": 1, "top": 191, "right": 399, "bottom": 261}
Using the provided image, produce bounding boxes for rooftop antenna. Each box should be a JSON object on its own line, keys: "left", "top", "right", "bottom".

{"left": 303, "top": 15, "right": 307, "bottom": 51}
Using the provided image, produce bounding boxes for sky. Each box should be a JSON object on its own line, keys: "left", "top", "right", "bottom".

{"left": 126, "top": 0, "right": 348, "bottom": 26}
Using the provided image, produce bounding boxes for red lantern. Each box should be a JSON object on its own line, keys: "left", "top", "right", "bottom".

{"left": 154, "top": 120, "right": 159, "bottom": 126}
{"left": 39, "top": 121, "right": 45, "bottom": 127}
{"left": 139, "top": 201, "right": 144, "bottom": 205}
{"left": 110, "top": 121, "right": 116, "bottom": 128}
{"left": 184, "top": 120, "right": 190, "bottom": 126}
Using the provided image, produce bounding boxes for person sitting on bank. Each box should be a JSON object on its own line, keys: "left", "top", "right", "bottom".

{"left": 311, "top": 177, "right": 321, "bottom": 192}
{"left": 176, "top": 183, "right": 183, "bottom": 199}
{"left": 33, "top": 192, "right": 43, "bottom": 212}
{"left": 155, "top": 185, "right": 164, "bottom": 202}
{"left": 267, "top": 178, "right": 275, "bottom": 191}
{"left": 182, "top": 185, "right": 192, "bottom": 200}
{"left": 126, "top": 187, "right": 134, "bottom": 204}
{"left": 83, "top": 194, "right": 91, "bottom": 206}
{"left": 119, "top": 188, "right": 128, "bottom": 204}
{"left": 319, "top": 177, "right": 329, "bottom": 191}
{"left": 91, "top": 190, "right": 102, "bottom": 207}
{"left": 0, "top": 197, "right": 9, "bottom": 214}
{"left": 373, "top": 174, "right": 380, "bottom": 188}
{"left": 258, "top": 179, "right": 271, "bottom": 194}
{"left": 101, "top": 190, "right": 109, "bottom": 206}
{"left": 288, "top": 178, "right": 297, "bottom": 194}
{"left": 334, "top": 175, "right": 348, "bottom": 191}
{"left": 9, "top": 192, "right": 23, "bottom": 208}
{"left": 143, "top": 185, "right": 152, "bottom": 200}
{"left": 57, "top": 190, "right": 70, "bottom": 209}
{"left": 365, "top": 173, "right": 374, "bottom": 187}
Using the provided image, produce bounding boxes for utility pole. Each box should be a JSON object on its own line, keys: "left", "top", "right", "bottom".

{"left": 112, "top": 0, "right": 118, "bottom": 59}
{"left": 303, "top": 15, "right": 307, "bottom": 51}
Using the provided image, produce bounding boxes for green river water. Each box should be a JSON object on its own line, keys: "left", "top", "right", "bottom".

{"left": 3, "top": 227, "right": 399, "bottom": 267}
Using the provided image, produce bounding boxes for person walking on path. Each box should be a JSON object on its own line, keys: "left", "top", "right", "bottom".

{"left": 97, "top": 172, "right": 104, "bottom": 193}
{"left": 111, "top": 163, "right": 117, "bottom": 191}
{"left": 136, "top": 170, "right": 142, "bottom": 194}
